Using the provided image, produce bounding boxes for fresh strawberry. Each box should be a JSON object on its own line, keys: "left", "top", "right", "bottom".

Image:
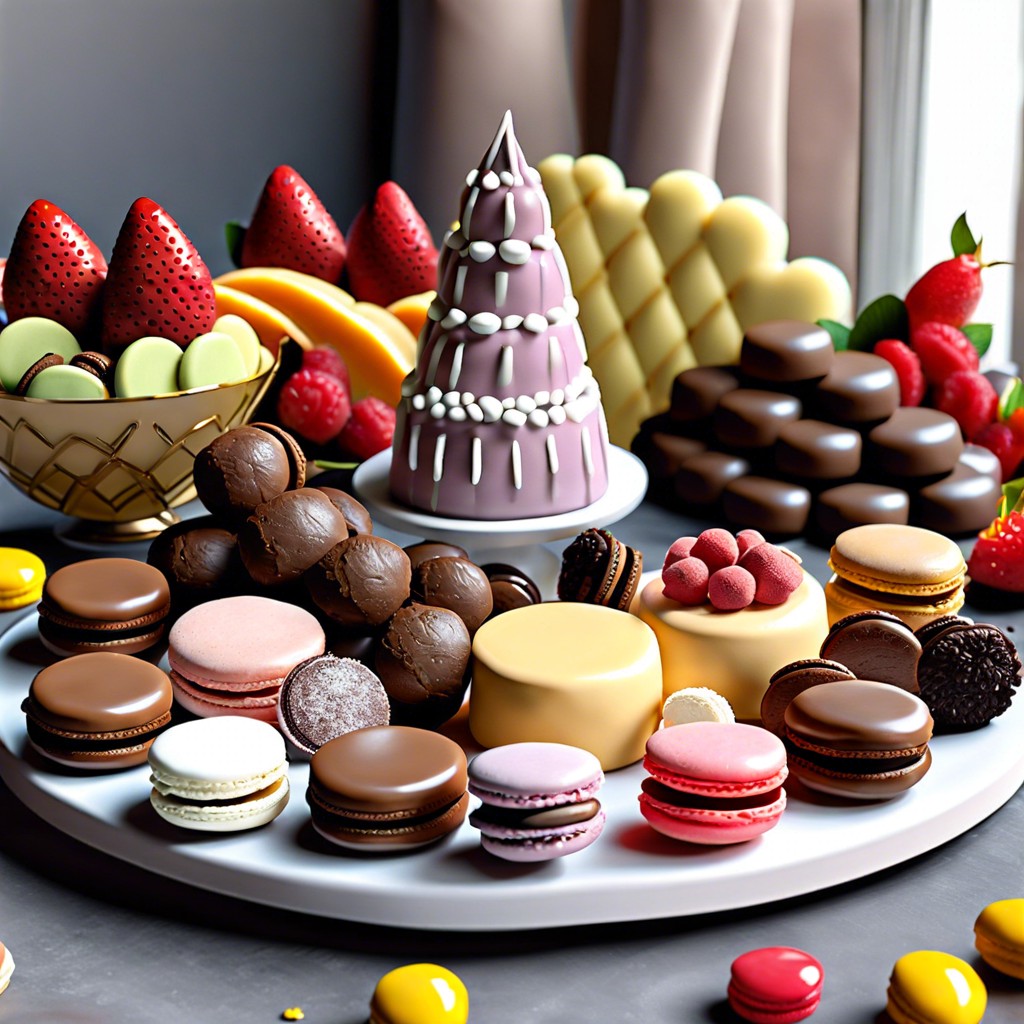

{"left": 910, "top": 321, "right": 979, "bottom": 387}
{"left": 967, "top": 510, "right": 1024, "bottom": 592}
{"left": 874, "top": 339, "right": 925, "bottom": 406}
{"left": 240, "top": 166, "right": 346, "bottom": 283}
{"left": 3, "top": 200, "right": 107, "bottom": 336}
{"left": 302, "top": 345, "right": 351, "bottom": 394}
{"left": 905, "top": 253, "right": 982, "bottom": 328}
{"left": 336, "top": 396, "right": 395, "bottom": 460}
{"left": 935, "top": 370, "right": 998, "bottom": 440}
{"left": 100, "top": 198, "right": 216, "bottom": 353}
{"left": 973, "top": 421, "right": 1024, "bottom": 481}
{"left": 277, "top": 368, "right": 352, "bottom": 445}
{"left": 346, "top": 182, "right": 438, "bottom": 306}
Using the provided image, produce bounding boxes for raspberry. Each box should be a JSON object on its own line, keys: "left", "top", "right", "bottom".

{"left": 690, "top": 528, "right": 738, "bottom": 574}
{"left": 662, "top": 536, "right": 697, "bottom": 570}
{"left": 302, "top": 345, "right": 351, "bottom": 393}
{"left": 739, "top": 543, "right": 803, "bottom": 605}
{"left": 663, "top": 557, "right": 709, "bottom": 605}
{"left": 968, "top": 510, "right": 1024, "bottom": 592}
{"left": 735, "top": 529, "right": 766, "bottom": 558}
{"left": 972, "top": 421, "right": 1024, "bottom": 481}
{"left": 276, "top": 368, "right": 352, "bottom": 445}
{"left": 935, "top": 370, "right": 998, "bottom": 440}
{"left": 874, "top": 339, "right": 925, "bottom": 406}
{"left": 911, "top": 321, "right": 979, "bottom": 387}
{"left": 707, "top": 565, "right": 756, "bottom": 611}
{"left": 336, "top": 396, "right": 396, "bottom": 461}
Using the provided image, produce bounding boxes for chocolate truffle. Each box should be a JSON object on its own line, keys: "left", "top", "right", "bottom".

{"left": 315, "top": 487, "right": 373, "bottom": 536}
{"left": 811, "top": 351, "right": 900, "bottom": 424}
{"left": 249, "top": 422, "right": 306, "bottom": 488}
{"left": 820, "top": 611, "right": 921, "bottom": 692}
{"left": 277, "top": 653, "right": 390, "bottom": 758}
{"left": 740, "top": 320, "right": 834, "bottom": 382}
{"left": 147, "top": 516, "right": 241, "bottom": 609}
{"left": 675, "top": 451, "right": 751, "bottom": 505}
{"left": 868, "top": 407, "right": 963, "bottom": 478}
{"left": 714, "top": 390, "right": 802, "bottom": 448}
{"left": 411, "top": 556, "right": 493, "bottom": 635}
{"left": 669, "top": 366, "right": 741, "bottom": 423}
{"left": 912, "top": 463, "right": 1001, "bottom": 535}
{"left": 814, "top": 483, "right": 910, "bottom": 539}
{"left": 722, "top": 476, "right": 812, "bottom": 536}
{"left": 774, "top": 420, "right": 861, "bottom": 480}
{"left": 193, "top": 425, "right": 296, "bottom": 523}
{"left": 483, "top": 563, "right": 542, "bottom": 616}
{"left": 238, "top": 488, "right": 349, "bottom": 586}
{"left": 375, "top": 603, "right": 472, "bottom": 728}
{"left": 404, "top": 540, "right": 470, "bottom": 570}
{"left": 306, "top": 535, "right": 411, "bottom": 629}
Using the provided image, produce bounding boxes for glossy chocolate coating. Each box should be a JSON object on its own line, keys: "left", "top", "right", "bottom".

{"left": 760, "top": 658, "right": 856, "bottom": 736}
{"left": 42, "top": 558, "right": 169, "bottom": 623}
{"left": 714, "top": 390, "right": 802, "bottom": 448}
{"left": 643, "top": 433, "right": 707, "bottom": 480}
{"left": 375, "top": 603, "right": 471, "bottom": 727}
{"left": 739, "top": 320, "right": 834, "bottom": 382}
{"left": 722, "top": 476, "right": 811, "bottom": 535}
{"left": 814, "top": 483, "right": 910, "bottom": 539}
{"left": 960, "top": 443, "right": 1002, "bottom": 487}
{"left": 811, "top": 351, "right": 899, "bottom": 424}
{"left": 403, "top": 540, "right": 470, "bottom": 570}
{"left": 277, "top": 653, "right": 389, "bottom": 758}
{"left": 305, "top": 535, "right": 411, "bottom": 629}
{"left": 147, "top": 516, "right": 241, "bottom": 606}
{"left": 669, "top": 366, "right": 740, "bottom": 422}
{"left": 193, "top": 426, "right": 294, "bottom": 523}
{"left": 412, "top": 556, "right": 493, "bottom": 635}
{"left": 674, "top": 451, "right": 751, "bottom": 505}
{"left": 248, "top": 422, "right": 306, "bottom": 489}
{"left": 867, "top": 407, "right": 963, "bottom": 478}
{"left": 775, "top": 419, "right": 861, "bottom": 480}
{"left": 483, "top": 562, "right": 542, "bottom": 616}
{"left": 820, "top": 611, "right": 921, "bottom": 692}
{"left": 913, "top": 464, "right": 1001, "bottom": 535}
{"left": 238, "top": 488, "right": 349, "bottom": 586}
{"left": 314, "top": 487, "right": 372, "bottom": 536}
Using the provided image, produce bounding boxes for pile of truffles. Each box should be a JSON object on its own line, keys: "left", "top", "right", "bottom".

{"left": 147, "top": 423, "right": 540, "bottom": 728}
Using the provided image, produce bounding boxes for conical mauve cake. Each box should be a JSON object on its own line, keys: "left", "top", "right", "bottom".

{"left": 389, "top": 111, "right": 610, "bottom": 519}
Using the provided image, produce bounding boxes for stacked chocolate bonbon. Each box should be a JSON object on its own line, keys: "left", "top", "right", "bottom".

{"left": 635, "top": 320, "right": 1001, "bottom": 538}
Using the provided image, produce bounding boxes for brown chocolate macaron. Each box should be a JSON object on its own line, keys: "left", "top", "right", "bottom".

{"left": 277, "top": 654, "right": 389, "bottom": 759}
{"left": 16, "top": 353, "right": 64, "bottom": 395}
{"left": 147, "top": 515, "right": 242, "bottom": 610}
{"left": 820, "top": 611, "right": 922, "bottom": 693}
{"left": 238, "top": 488, "right": 349, "bottom": 586}
{"left": 38, "top": 558, "right": 171, "bottom": 659}
{"left": 249, "top": 422, "right": 307, "bottom": 489}
{"left": 22, "top": 652, "right": 173, "bottom": 769}
{"left": 784, "top": 679, "right": 933, "bottom": 800}
{"left": 375, "top": 603, "right": 471, "bottom": 728}
{"left": 411, "top": 556, "right": 493, "bottom": 635}
{"left": 403, "top": 540, "right": 470, "bottom": 570}
{"left": 314, "top": 487, "right": 373, "bottom": 536}
{"left": 306, "top": 725, "right": 468, "bottom": 851}
{"left": 557, "top": 528, "right": 643, "bottom": 611}
{"left": 482, "top": 562, "right": 542, "bottom": 617}
{"left": 305, "top": 535, "right": 411, "bottom": 630}
{"left": 760, "top": 658, "right": 856, "bottom": 737}
{"left": 916, "top": 619, "right": 1022, "bottom": 731}
{"left": 69, "top": 351, "right": 114, "bottom": 385}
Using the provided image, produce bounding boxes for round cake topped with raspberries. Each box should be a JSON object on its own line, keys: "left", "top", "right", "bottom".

{"left": 388, "top": 110, "right": 610, "bottom": 520}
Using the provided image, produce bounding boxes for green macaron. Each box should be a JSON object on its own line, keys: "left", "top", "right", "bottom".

{"left": 25, "top": 363, "right": 109, "bottom": 399}
{"left": 211, "top": 314, "right": 261, "bottom": 377}
{"left": 178, "top": 331, "right": 249, "bottom": 392}
{"left": 0, "top": 317, "right": 82, "bottom": 392}
{"left": 114, "top": 336, "right": 183, "bottom": 398}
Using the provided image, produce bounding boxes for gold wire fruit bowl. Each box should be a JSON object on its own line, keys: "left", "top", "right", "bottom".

{"left": 0, "top": 352, "right": 280, "bottom": 541}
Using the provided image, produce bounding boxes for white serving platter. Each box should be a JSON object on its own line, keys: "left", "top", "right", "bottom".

{"left": 1, "top": 610, "right": 1022, "bottom": 932}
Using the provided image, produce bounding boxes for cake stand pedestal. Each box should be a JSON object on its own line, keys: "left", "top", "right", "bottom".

{"left": 352, "top": 445, "right": 649, "bottom": 596}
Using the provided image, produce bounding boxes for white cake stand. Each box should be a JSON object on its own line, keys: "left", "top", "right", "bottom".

{"left": 352, "top": 445, "right": 649, "bottom": 596}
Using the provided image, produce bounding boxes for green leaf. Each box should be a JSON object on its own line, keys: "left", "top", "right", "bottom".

{"left": 998, "top": 376, "right": 1024, "bottom": 419}
{"left": 950, "top": 212, "right": 977, "bottom": 257}
{"left": 816, "top": 318, "right": 851, "bottom": 352}
{"left": 225, "top": 221, "right": 246, "bottom": 268}
{"left": 312, "top": 459, "right": 358, "bottom": 471}
{"left": 961, "top": 323, "right": 993, "bottom": 358}
{"left": 1001, "top": 476, "right": 1024, "bottom": 517}
{"left": 847, "top": 294, "right": 909, "bottom": 351}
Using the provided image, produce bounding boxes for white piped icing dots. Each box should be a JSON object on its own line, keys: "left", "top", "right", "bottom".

{"left": 389, "top": 110, "right": 610, "bottom": 519}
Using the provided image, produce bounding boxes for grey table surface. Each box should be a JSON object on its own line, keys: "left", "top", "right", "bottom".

{"left": 0, "top": 487, "right": 1022, "bottom": 1024}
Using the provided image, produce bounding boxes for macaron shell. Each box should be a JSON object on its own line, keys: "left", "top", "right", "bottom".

{"left": 974, "top": 899, "right": 1024, "bottom": 979}
{"left": 728, "top": 946, "right": 823, "bottom": 1024}
{"left": 0, "top": 547, "right": 45, "bottom": 609}
{"left": 475, "top": 808, "right": 606, "bottom": 862}
{"left": 467, "top": 742, "right": 603, "bottom": 808}
{"left": 168, "top": 670, "right": 281, "bottom": 724}
{"left": 824, "top": 575, "right": 965, "bottom": 630}
{"left": 828, "top": 524, "right": 966, "bottom": 594}
{"left": 42, "top": 558, "right": 170, "bottom": 624}
{"left": 662, "top": 687, "right": 735, "bottom": 726}
{"left": 886, "top": 950, "right": 986, "bottom": 1024}
{"left": 369, "top": 963, "right": 469, "bottom": 1024}
{"left": 0, "top": 315, "right": 81, "bottom": 391}
{"left": 114, "top": 336, "right": 183, "bottom": 397}
{"left": 25, "top": 363, "right": 108, "bottom": 399}
{"left": 179, "top": 330, "right": 249, "bottom": 390}
{"left": 150, "top": 775, "right": 289, "bottom": 832}
{"left": 639, "top": 783, "right": 786, "bottom": 844}
{"left": 211, "top": 313, "right": 262, "bottom": 376}
{"left": 0, "top": 942, "right": 14, "bottom": 997}
{"left": 24, "top": 725, "right": 162, "bottom": 771}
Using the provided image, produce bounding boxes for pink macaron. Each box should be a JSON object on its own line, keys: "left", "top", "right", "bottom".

{"left": 168, "top": 595, "right": 325, "bottom": 723}
{"left": 468, "top": 742, "right": 605, "bottom": 862}
{"left": 639, "top": 721, "right": 787, "bottom": 844}
{"left": 728, "top": 946, "right": 824, "bottom": 1023}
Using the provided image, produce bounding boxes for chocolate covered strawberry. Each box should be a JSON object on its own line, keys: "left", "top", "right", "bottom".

{"left": 3, "top": 200, "right": 107, "bottom": 336}
{"left": 346, "top": 182, "right": 437, "bottom": 306}
{"left": 239, "top": 165, "right": 346, "bottom": 283}
{"left": 101, "top": 198, "right": 216, "bottom": 352}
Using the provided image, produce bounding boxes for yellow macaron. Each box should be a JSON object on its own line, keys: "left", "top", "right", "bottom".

{"left": 0, "top": 547, "right": 46, "bottom": 610}
{"left": 885, "top": 950, "right": 986, "bottom": 1024}
{"left": 369, "top": 964, "right": 468, "bottom": 1024}
{"left": 975, "top": 898, "right": 1024, "bottom": 979}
